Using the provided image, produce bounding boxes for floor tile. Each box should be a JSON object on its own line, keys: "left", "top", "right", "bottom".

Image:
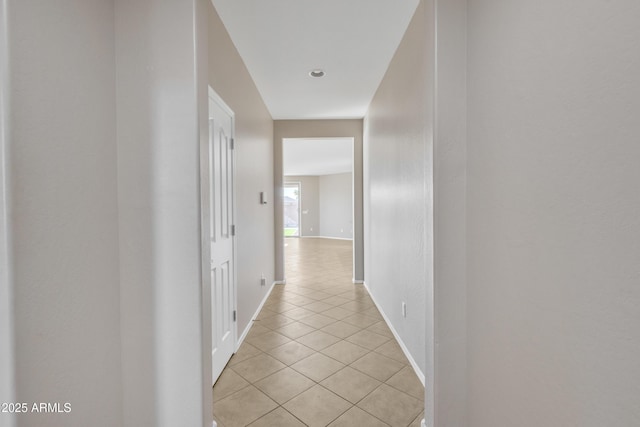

{"left": 282, "top": 307, "right": 316, "bottom": 321}
{"left": 350, "top": 352, "right": 404, "bottom": 382}
{"left": 227, "top": 342, "right": 262, "bottom": 367}
{"left": 246, "top": 324, "right": 270, "bottom": 338}
{"left": 320, "top": 366, "right": 381, "bottom": 404}
{"left": 357, "top": 384, "right": 423, "bottom": 427}
{"left": 409, "top": 412, "right": 425, "bottom": 427}
{"left": 328, "top": 406, "right": 390, "bottom": 427}
{"left": 254, "top": 367, "right": 315, "bottom": 404}
{"left": 374, "top": 340, "right": 410, "bottom": 364}
{"left": 320, "top": 321, "right": 362, "bottom": 339}
{"left": 323, "top": 285, "right": 347, "bottom": 293}
{"left": 214, "top": 238, "right": 426, "bottom": 427}
{"left": 213, "top": 368, "right": 250, "bottom": 401}
{"left": 255, "top": 308, "right": 278, "bottom": 320}
{"left": 305, "top": 291, "right": 333, "bottom": 301}
{"left": 321, "top": 296, "right": 352, "bottom": 307}
{"left": 340, "top": 300, "right": 375, "bottom": 314}
{"left": 366, "top": 321, "right": 394, "bottom": 338}
{"left": 336, "top": 291, "right": 359, "bottom": 301}
{"left": 345, "top": 329, "right": 390, "bottom": 350}
{"left": 215, "top": 385, "right": 278, "bottom": 427}
{"left": 270, "top": 285, "right": 286, "bottom": 294}
{"left": 265, "top": 301, "right": 297, "bottom": 313}
{"left": 245, "top": 330, "right": 291, "bottom": 351}
{"left": 386, "top": 366, "right": 424, "bottom": 400}
{"left": 289, "top": 287, "right": 315, "bottom": 296}
{"left": 266, "top": 341, "right": 316, "bottom": 365}
{"left": 298, "top": 313, "right": 338, "bottom": 329}
{"left": 342, "top": 313, "right": 380, "bottom": 328}
{"left": 247, "top": 407, "right": 306, "bottom": 427}
{"left": 213, "top": 415, "right": 226, "bottom": 427}
{"left": 322, "top": 306, "right": 354, "bottom": 320}
{"left": 295, "top": 330, "right": 342, "bottom": 351}
{"left": 291, "top": 352, "right": 345, "bottom": 382}
{"left": 283, "top": 385, "right": 352, "bottom": 427}
{"left": 360, "top": 306, "right": 384, "bottom": 320}
{"left": 302, "top": 301, "right": 334, "bottom": 313}
{"left": 231, "top": 353, "right": 286, "bottom": 383}
{"left": 256, "top": 314, "right": 296, "bottom": 330}
{"left": 284, "top": 295, "right": 316, "bottom": 306}
{"left": 321, "top": 340, "right": 370, "bottom": 365}
{"left": 275, "top": 321, "right": 317, "bottom": 340}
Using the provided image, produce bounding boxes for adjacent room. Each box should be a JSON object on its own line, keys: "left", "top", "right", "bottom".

{"left": 283, "top": 137, "right": 354, "bottom": 241}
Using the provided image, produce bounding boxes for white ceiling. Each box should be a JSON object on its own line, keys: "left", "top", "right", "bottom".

{"left": 211, "top": 0, "right": 420, "bottom": 120}
{"left": 284, "top": 138, "right": 353, "bottom": 176}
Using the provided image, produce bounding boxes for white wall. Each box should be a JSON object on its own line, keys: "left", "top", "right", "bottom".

{"left": 433, "top": 0, "right": 467, "bottom": 425}
{"left": 284, "top": 173, "right": 352, "bottom": 240}
{"left": 466, "top": 0, "right": 640, "bottom": 425}
{"left": 116, "top": 0, "right": 209, "bottom": 425}
{"left": 285, "top": 176, "right": 320, "bottom": 236}
{"left": 7, "top": 1, "right": 122, "bottom": 426}
{"left": 208, "top": 2, "right": 275, "bottom": 338}
{"left": 364, "top": 0, "right": 432, "bottom": 387}
{"left": 319, "top": 173, "right": 353, "bottom": 239}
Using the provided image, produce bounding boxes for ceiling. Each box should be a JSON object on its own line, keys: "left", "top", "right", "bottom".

{"left": 284, "top": 138, "right": 353, "bottom": 176}
{"left": 211, "top": 0, "right": 420, "bottom": 120}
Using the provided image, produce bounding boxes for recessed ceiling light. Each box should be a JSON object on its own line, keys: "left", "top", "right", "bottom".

{"left": 309, "top": 69, "right": 325, "bottom": 78}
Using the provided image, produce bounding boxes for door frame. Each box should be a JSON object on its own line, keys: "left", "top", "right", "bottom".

{"left": 273, "top": 121, "right": 364, "bottom": 284}
{"left": 204, "top": 86, "right": 238, "bottom": 385}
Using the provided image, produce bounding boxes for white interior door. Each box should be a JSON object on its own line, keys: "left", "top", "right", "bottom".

{"left": 209, "top": 89, "right": 236, "bottom": 385}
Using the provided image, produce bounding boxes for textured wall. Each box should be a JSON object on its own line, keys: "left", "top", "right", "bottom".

{"left": 319, "top": 173, "right": 353, "bottom": 239}
{"left": 363, "top": 0, "right": 432, "bottom": 381}
{"left": 285, "top": 176, "right": 320, "bottom": 236}
{"left": 208, "top": 2, "right": 275, "bottom": 339}
{"left": 466, "top": 1, "right": 640, "bottom": 425}
{"left": 433, "top": 0, "right": 467, "bottom": 425}
{"left": 8, "top": 1, "right": 122, "bottom": 425}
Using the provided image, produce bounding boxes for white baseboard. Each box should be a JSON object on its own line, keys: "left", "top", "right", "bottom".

{"left": 363, "top": 282, "right": 426, "bottom": 386}
{"left": 301, "top": 235, "right": 353, "bottom": 241}
{"left": 274, "top": 279, "right": 286, "bottom": 285}
{"left": 235, "top": 281, "right": 276, "bottom": 351}
{"left": 421, "top": 419, "right": 426, "bottom": 427}
{"left": 352, "top": 279, "right": 364, "bottom": 284}
{"left": 212, "top": 421, "right": 217, "bottom": 427}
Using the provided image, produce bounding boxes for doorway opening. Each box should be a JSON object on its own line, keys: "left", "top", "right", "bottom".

{"left": 283, "top": 182, "right": 301, "bottom": 237}
{"left": 282, "top": 137, "right": 355, "bottom": 278}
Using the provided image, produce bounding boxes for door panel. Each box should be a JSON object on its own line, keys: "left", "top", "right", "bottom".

{"left": 209, "top": 91, "right": 235, "bottom": 385}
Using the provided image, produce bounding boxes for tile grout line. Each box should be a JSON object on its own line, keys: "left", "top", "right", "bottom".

{"left": 214, "top": 238, "right": 423, "bottom": 426}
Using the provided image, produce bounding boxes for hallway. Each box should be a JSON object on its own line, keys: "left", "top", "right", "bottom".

{"left": 213, "top": 238, "right": 424, "bottom": 426}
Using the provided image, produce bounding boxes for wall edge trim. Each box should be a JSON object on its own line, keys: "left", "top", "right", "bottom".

{"left": 235, "top": 281, "right": 276, "bottom": 350}
{"left": 0, "top": 0, "right": 16, "bottom": 423}
{"left": 300, "top": 236, "right": 353, "bottom": 241}
{"left": 364, "top": 281, "right": 426, "bottom": 386}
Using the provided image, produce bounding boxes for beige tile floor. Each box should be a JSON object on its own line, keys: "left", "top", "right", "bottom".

{"left": 214, "top": 238, "right": 425, "bottom": 427}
